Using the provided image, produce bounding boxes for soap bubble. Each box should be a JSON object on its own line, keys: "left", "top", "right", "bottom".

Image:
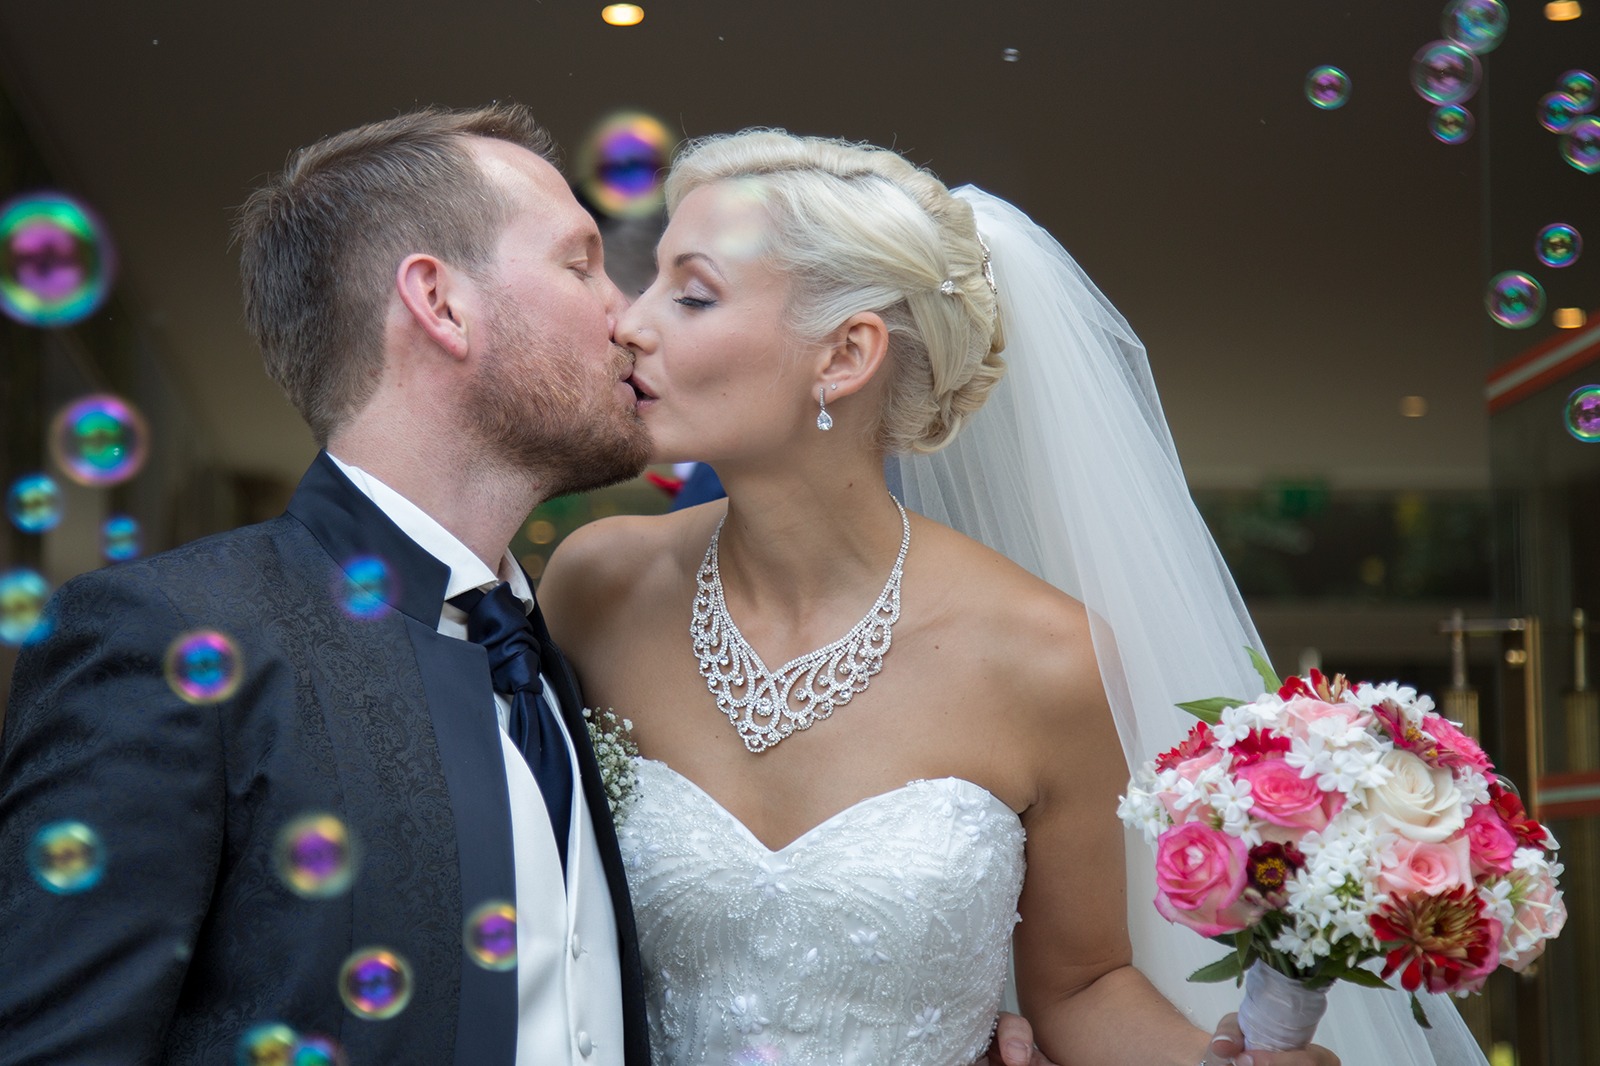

{"left": 1565, "top": 386, "right": 1600, "bottom": 442}
{"left": 1485, "top": 271, "right": 1545, "bottom": 329}
{"left": 576, "top": 112, "right": 676, "bottom": 219}
{"left": 337, "top": 555, "right": 392, "bottom": 619}
{"left": 1305, "top": 66, "right": 1351, "bottom": 110}
{"left": 7, "top": 473, "right": 62, "bottom": 533}
{"left": 0, "top": 568, "right": 51, "bottom": 645}
{"left": 339, "top": 947, "right": 413, "bottom": 1019}
{"left": 0, "top": 192, "right": 116, "bottom": 327}
{"left": 274, "top": 812, "right": 358, "bottom": 899}
{"left": 102, "top": 514, "right": 142, "bottom": 561}
{"left": 291, "top": 1034, "right": 347, "bottom": 1066}
{"left": 1443, "top": 0, "right": 1509, "bottom": 54}
{"left": 1411, "top": 41, "right": 1481, "bottom": 105}
{"left": 28, "top": 820, "right": 105, "bottom": 894}
{"left": 1558, "top": 70, "right": 1596, "bottom": 112}
{"left": 1002, "top": 47, "right": 1020, "bottom": 62}
{"left": 1561, "top": 117, "right": 1600, "bottom": 173}
{"left": 164, "top": 630, "right": 244, "bottom": 704}
{"left": 49, "top": 394, "right": 149, "bottom": 486}
{"left": 236, "top": 1023, "right": 297, "bottom": 1066}
{"left": 463, "top": 899, "right": 517, "bottom": 971}
{"left": 1430, "top": 104, "right": 1475, "bottom": 144}
{"left": 1539, "top": 91, "right": 1582, "bottom": 134}
{"left": 1536, "top": 223, "right": 1582, "bottom": 268}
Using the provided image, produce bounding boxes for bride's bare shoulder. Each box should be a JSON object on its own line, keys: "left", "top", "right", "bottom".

{"left": 540, "top": 502, "right": 723, "bottom": 638}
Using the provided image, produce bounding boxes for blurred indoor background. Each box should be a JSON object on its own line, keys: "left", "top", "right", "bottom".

{"left": 0, "top": 2, "right": 1595, "bottom": 1061}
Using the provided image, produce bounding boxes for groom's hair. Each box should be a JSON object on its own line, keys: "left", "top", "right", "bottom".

{"left": 234, "top": 103, "right": 559, "bottom": 444}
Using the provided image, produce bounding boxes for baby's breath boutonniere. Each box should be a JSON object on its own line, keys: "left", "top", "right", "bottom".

{"left": 582, "top": 707, "right": 639, "bottom": 820}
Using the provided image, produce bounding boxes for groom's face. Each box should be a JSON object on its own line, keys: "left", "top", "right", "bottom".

{"left": 462, "top": 138, "right": 651, "bottom": 495}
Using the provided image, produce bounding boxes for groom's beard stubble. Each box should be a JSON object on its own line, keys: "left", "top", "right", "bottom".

{"left": 467, "top": 298, "right": 652, "bottom": 498}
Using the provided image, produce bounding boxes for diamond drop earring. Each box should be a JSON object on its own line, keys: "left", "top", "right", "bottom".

{"left": 816, "top": 385, "right": 834, "bottom": 431}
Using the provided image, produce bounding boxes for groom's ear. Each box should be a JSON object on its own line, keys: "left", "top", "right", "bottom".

{"left": 396, "top": 253, "right": 471, "bottom": 360}
{"left": 819, "top": 311, "right": 890, "bottom": 397}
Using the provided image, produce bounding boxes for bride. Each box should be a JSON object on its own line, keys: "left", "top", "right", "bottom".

{"left": 540, "top": 130, "right": 1484, "bottom": 1066}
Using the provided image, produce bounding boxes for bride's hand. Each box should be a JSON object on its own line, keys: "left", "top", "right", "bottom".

{"left": 1206, "top": 1013, "right": 1341, "bottom": 1066}
{"left": 980, "top": 1012, "right": 1061, "bottom": 1066}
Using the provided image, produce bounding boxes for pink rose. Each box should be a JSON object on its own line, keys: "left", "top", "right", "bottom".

{"left": 1158, "top": 745, "right": 1227, "bottom": 824}
{"left": 1462, "top": 804, "right": 1518, "bottom": 877}
{"left": 1153, "top": 822, "right": 1256, "bottom": 936}
{"left": 1421, "top": 714, "right": 1493, "bottom": 772}
{"left": 1236, "top": 758, "right": 1345, "bottom": 831}
{"left": 1501, "top": 866, "right": 1568, "bottom": 972}
{"left": 1377, "top": 835, "right": 1473, "bottom": 898}
{"left": 1280, "top": 696, "right": 1372, "bottom": 740}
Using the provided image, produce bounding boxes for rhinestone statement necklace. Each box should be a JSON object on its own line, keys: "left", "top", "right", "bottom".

{"left": 692, "top": 498, "right": 910, "bottom": 754}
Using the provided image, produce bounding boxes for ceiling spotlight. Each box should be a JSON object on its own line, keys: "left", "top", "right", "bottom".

{"left": 1545, "top": 1, "right": 1582, "bottom": 20}
{"left": 1400, "top": 395, "right": 1429, "bottom": 418}
{"left": 602, "top": 4, "right": 644, "bottom": 25}
{"left": 1554, "top": 307, "right": 1588, "bottom": 328}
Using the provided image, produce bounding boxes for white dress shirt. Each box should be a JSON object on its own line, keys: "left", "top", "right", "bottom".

{"left": 329, "top": 456, "right": 625, "bottom": 1066}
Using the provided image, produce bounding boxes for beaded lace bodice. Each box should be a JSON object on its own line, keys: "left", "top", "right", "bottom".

{"left": 617, "top": 757, "right": 1027, "bottom": 1066}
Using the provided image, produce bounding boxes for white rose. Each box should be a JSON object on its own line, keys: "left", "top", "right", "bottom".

{"left": 1363, "top": 749, "right": 1465, "bottom": 842}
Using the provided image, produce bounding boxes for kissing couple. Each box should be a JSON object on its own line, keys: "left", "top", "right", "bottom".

{"left": 1, "top": 103, "right": 1482, "bottom": 1066}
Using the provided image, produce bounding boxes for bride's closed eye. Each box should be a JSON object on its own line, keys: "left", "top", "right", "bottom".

{"left": 674, "top": 295, "right": 715, "bottom": 310}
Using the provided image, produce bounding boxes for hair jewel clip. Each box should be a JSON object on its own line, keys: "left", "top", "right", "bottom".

{"left": 977, "top": 233, "right": 998, "bottom": 297}
{"left": 939, "top": 279, "right": 958, "bottom": 296}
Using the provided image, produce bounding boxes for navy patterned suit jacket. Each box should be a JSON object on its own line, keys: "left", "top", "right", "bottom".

{"left": 0, "top": 452, "right": 649, "bottom": 1066}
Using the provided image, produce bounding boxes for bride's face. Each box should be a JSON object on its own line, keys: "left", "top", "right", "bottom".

{"left": 617, "top": 181, "right": 818, "bottom": 466}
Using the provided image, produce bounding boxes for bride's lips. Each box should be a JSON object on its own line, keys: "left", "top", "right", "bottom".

{"left": 627, "top": 373, "right": 658, "bottom": 410}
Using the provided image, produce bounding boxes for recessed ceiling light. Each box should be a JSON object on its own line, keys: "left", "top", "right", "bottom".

{"left": 602, "top": 4, "right": 644, "bottom": 26}
{"left": 1400, "top": 395, "right": 1429, "bottom": 418}
{"left": 1545, "top": 1, "right": 1582, "bottom": 20}
{"left": 1554, "top": 307, "right": 1588, "bottom": 328}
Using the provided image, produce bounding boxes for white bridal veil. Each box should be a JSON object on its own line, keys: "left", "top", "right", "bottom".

{"left": 891, "top": 187, "right": 1488, "bottom": 1066}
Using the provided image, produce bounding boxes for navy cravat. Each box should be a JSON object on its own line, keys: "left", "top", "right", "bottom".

{"left": 450, "top": 582, "right": 574, "bottom": 875}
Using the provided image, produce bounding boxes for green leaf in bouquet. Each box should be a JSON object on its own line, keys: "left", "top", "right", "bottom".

{"left": 1247, "top": 646, "right": 1282, "bottom": 692}
{"left": 1234, "top": 930, "right": 1252, "bottom": 975}
{"left": 1410, "top": 992, "right": 1433, "bottom": 1029}
{"left": 1176, "top": 697, "right": 1245, "bottom": 724}
{"left": 1316, "top": 963, "right": 1391, "bottom": 990}
{"left": 1188, "top": 953, "right": 1245, "bottom": 984}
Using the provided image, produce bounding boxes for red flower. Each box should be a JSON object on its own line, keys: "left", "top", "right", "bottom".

{"left": 1229, "top": 728, "right": 1293, "bottom": 767}
{"left": 1278, "top": 669, "right": 1351, "bottom": 703}
{"left": 1422, "top": 714, "right": 1493, "bottom": 773}
{"left": 1246, "top": 841, "right": 1304, "bottom": 904}
{"left": 1373, "top": 701, "right": 1438, "bottom": 762}
{"left": 1156, "top": 721, "right": 1216, "bottom": 773}
{"left": 1370, "top": 885, "right": 1502, "bottom": 994}
{"left": 1488, "top": 782, "right": 1549, "bottom": 850}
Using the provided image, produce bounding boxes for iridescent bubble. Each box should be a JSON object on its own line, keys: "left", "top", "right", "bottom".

{"left": 1539, "top": 91, "right": 1582, "bottom": 134}
{"left": 1305, "top": 66, "right": 1351, "bottom": 110}
{"left": 338, "top": 555, "right": 392, "bottom": 619}
{"left": 49, "top": 394, "right": 149, "bottom": 487}
{"left": 463, "top": 900, "right": 517, "bottom": 971}
{"left": 274, "top": 812, "right": 358, "bottom": 898}
{"left": 0, "top": 193, "right": 116, "bottom": 327}
{"left": 1561, "top": 117, "right": 1600, "bottom": 173}
{"left": 1411, "top": 40, "right": 1481, "bottom": 105}
{"left": 339, "top": 947, "right": 413, "bottom": 1020}
{"left": 1485, "top": 271, "right": 1545, "bottom": 329}
{"left": 7, "top": 473, "right": 62, "bottom": 533}
{"left": 1430, "top": 104, "right": 1475, "bottom": 144}
{"left": 1566, "top": 386, "right": 1600, "bottom": 442}
{"left": 28, "top": 820, "right": 105, "bottom": 894}
{"left": 102, "top": 514, "right": 142, "bottom": 561}
{"left": 1002, "top": 47, "right": 1020, "bottom": 62}
{"left": 291, "top": 1034, "right": 347, "bottom": 1066}
{"left": 577, "top": 112, "right": 677, "bottom": 220}
{"left": 236, "top": 1023, "right": 298, "bottom": 1066}
{"left": 1559, "top": 69, "right": 1597, "bottom": 112}
{"left": 164, "top": 630, "right": 244, "bottom": 704}
{"left": 1536, "top": 223, "right": 1582, "bottom": 268}
{"left": 0, "top": 568, "right": 51, "bottom": 646}
{"left": 1443, "top": 0, "right": 1509, "bottom": 54}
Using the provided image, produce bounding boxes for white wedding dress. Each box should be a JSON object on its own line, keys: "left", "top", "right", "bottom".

{"left": 617, "top": 758, "right": 1026, "bottom": 1066}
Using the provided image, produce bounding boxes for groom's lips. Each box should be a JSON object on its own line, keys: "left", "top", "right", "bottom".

{"left": 627, "top": 374, "right": 657, "bottom": 405}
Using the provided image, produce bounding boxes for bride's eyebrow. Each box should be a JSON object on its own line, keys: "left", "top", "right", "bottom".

{"left": 651, "top": 249, "right": 727, "bottom": 282}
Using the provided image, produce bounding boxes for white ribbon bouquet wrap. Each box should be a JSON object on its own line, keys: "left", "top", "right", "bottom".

{"left": 1118, "top": 659, "right": 1567, "bottom": 1052}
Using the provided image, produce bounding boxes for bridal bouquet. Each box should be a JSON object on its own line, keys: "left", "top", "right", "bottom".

{"left": 1117, "top": 654, "right": 1566, "bottom": 1050}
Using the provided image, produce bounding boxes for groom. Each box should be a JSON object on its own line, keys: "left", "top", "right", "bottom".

{"left": 0, "top": 104, "right": 653, "bottom": 1065}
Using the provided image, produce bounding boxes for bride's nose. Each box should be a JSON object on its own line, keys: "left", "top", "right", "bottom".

{"left": 614, "top": 297, "right": 655, "bottom": 354}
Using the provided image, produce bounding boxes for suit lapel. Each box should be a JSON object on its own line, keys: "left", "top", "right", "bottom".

{"left": 287, "top": 454, "right": 519, "bottom": 1066}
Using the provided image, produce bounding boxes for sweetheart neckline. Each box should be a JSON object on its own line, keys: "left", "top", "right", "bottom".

{"left": 633, "top": 757, "right": 1021, "bottom": 855}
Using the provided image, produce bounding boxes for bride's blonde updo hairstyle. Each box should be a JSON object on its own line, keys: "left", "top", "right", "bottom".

{"left": 664, "top": 130, "right": 1006, "bottom": 455}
